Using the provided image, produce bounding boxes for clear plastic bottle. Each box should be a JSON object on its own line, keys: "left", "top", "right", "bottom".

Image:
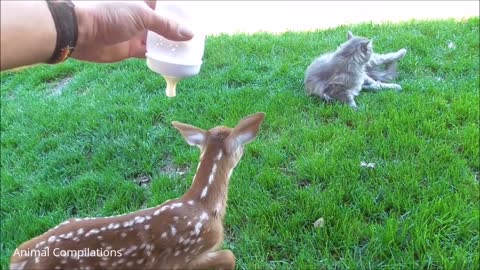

{"left": 146, "top": 1, "right": 205, "bottom": 97}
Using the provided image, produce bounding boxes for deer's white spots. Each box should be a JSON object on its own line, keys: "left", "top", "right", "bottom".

{"left": 173, "top": 216, "right": 179, "bottom": 221}
{"left": 187, "top": 200, "right": 194, "bottom": 205}
{"left": 66, "top": 232, "right": 73, "bottom": 238}
{"left": 172, "top": 203, "right": 183, "bottom": 208}
{"left": 85, "top": 229, "right": 100, "bottom": 237}
{"left": 124, "top": 246, "right": 137, "bottom": 255}
{"left": 101, "top": 257, "right": 109, "bottom": 261}
{"left": 208, "top": 164, "right": 217, "bottom": 184}
{"left": 99, "top": 261, "right": 108, "bottom": 267}
{"left": 160, "top": 232, "right": 167, "bottom": 239}
{"left": 127, "top": 261, "right": 134, "bottom": 267}
{"left": 134, "top": 216, "right": 145, "bottom": 224}
{"left": 73, "top": 237, "right": 80, "bottom": 242}
{"left": 184, "top": 246, "right": 190, "bottom": 252}
{"left": 144, "top": 224, "right": 151, "bottom": 230}
{"left": 174, "top": 250, "right": 181, "bottom": 256}
{"left": 183, "top": 216, "right": 187, "bottom": 220}
{"left": 48, "top": 236, "right": 56, "bottom": 243}
{"left": 216, "top": 151, "right": 223, "bottom": 161}
{"left": 106, "top": 246, "right": 112, "bottom": 250}
{"left": 35, "top": 257, "right": 40, "bottom": 263}
{"left": 35, "top": 241, "right": 46, "bottom": 248}
{"left": 197, "top": 237, "right": 202, "bottom": 243}
{"left": 170, "top": 226, "right": 177, "bottom": 236}
{"left": 200, "top": 186, "right": 208, "bottom": 198}
{"left": 100, "top": 227, "right": 106, "bottom": 231}
{"left": 187, "top": 221, "right": 192, "bottom": 226}
{"left": 145, "top": 215, "right": 151, "bottom": 220}
{"left": 107, "top": 223, "right": 115, "bottom": 229}
{"left": 214, "top": 202, "right": 223, "bottom": 217}
{"left": 97, "top": 235, "right": 103, "bottom": 240}
{"left": 199, "top": 212, "right": 209, "bottom": 221}
{"left": 123, "top": 220, "right": 134, "bottom": 227}
{"left": 207, "top": 173, "right": 214, "bottom": 185}
{"left": 153, "top": 205, "right": 169, "bottom": 216}
{"left": 194, "top": 222, "right": 203, "bottom": 235}
{"left": 60, "top": 259, "right": 67, "bottom": 264}
{"left": 137, "top": 258, "right": 145, "bottom": 264}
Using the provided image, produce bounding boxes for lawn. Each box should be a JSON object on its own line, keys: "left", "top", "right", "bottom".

{"left": 1, "top": 18, "right": 479, "bottom": 269}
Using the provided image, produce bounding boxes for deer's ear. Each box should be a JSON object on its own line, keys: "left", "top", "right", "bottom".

{"left": 347, "top": 31, "right": 354, "bottom": 40}
{"left": 172, "top": 121, "right": 206, "bottom": 147}
{"left": 226, "top": 112, "right": 265, "bottom": 152}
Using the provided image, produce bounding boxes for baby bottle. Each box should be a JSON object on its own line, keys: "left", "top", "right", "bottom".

{"left": 145, "top": 1, "right": 205, "bottom": 97}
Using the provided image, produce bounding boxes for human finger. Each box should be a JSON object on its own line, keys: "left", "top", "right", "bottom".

{"left": 144, "top": 8, "right": 194, "bottom": 41}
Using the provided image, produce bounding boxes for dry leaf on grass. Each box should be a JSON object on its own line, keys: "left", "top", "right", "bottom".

{"left": 313, "top": 217, "right": 325, "bottom": 228}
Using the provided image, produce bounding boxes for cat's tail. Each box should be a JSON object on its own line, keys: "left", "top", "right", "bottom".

{"left": 366, "top": 62, "right": 398, "bottom": 82}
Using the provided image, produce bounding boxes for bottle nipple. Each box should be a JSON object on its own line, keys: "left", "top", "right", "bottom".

{"left": 163, "top": 76, "right": 181, "bottom": 97}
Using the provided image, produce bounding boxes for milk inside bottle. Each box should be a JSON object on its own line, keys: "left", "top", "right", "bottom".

{"left": 146, "top": 2, "right": 205, "bottom": 97}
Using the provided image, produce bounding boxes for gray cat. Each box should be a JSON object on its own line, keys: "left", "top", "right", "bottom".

{"left": 304, "top": 31, "right": 407, "bottom": 109}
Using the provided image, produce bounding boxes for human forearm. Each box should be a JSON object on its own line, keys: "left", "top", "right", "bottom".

{"left": 0, "top": 1, "right": 57, "bottom": 71}
{"left": 1, "top": 0, "right": 194, "bottom": 69}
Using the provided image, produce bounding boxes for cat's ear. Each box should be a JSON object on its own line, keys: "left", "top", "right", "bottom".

{"left": 347, "top": 31, "right": 354, "bottom": 40}
{"left": 361, "top": 40, "right": 373, "bottom": 51}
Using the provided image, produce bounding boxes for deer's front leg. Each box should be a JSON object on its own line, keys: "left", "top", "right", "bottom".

{"left": 188, "top": 250, "right": 235, "bottom": 270}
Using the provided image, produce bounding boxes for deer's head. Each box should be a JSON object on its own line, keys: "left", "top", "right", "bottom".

{"left": 172, "top": 112, "right": 265, "bottom": 168}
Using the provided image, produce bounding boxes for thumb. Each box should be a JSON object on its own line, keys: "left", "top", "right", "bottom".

{"left": 144, "top": 8, "right": 194, "bottom": 42}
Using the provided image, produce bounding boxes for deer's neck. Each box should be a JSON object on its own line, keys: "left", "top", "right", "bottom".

{"left": 183, "top": 148, "right": 233, "bottom": 219}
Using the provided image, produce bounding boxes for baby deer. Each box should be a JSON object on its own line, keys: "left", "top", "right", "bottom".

{"left": 10, "top": 112, "right": 265, "bottom": 270}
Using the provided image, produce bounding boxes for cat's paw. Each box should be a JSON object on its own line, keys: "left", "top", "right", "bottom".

{"left": 392, "top": 84, "right": 402, "bottom": 91}
{"left": 398, "top": 48, "right": 407, "bottom": 58}
{"left": 348, "top": 101, "right": 358, "bottom": 110}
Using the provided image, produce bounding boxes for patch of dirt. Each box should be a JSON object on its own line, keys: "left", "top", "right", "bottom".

{"left": 158, "top": 155, "right": 191, "bottom": 178}
{"left": 134, "top": 173, "right": 152, "bottom": 187}
{"left": 297, "top": 179, "right": 311, "bottom": 189}
{"left": 48, "top": 77, "right": 73, "bottom": 96}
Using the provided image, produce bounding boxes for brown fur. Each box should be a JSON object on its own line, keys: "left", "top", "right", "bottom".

{"left": 10, "top": 113, "right": 266, "bottom": 270}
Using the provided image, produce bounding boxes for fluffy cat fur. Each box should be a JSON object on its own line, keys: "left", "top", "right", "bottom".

{"left": 304, "top": 31, "right": 407, "bottom": 109}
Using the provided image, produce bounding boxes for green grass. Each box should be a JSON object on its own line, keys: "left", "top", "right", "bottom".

{"left": 1, "top": 18, "right": 479, "bottom": 269}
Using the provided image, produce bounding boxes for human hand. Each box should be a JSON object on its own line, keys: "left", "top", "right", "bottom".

{"left": 71, "top": 1, "right": 194, "bottom": 63}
